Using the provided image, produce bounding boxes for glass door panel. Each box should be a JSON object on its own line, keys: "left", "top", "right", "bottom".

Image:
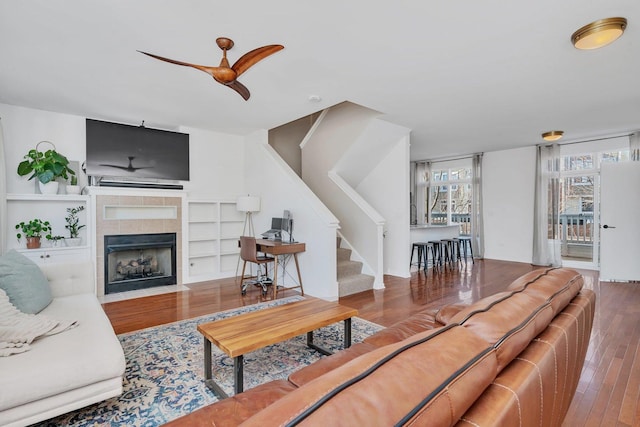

{"left": 559, "top": 175, "right": 595, "bottom": 262}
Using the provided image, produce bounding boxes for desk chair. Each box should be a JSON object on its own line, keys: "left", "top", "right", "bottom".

{"left": 239, "top": 236, "right": 275, "bottom": 296}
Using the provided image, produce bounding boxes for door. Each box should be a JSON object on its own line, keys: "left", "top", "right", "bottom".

{"left": 599, "top": 162, "right": 640, "bottom": 281}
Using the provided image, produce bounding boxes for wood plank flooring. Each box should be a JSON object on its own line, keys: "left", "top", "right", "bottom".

{"left": 102, "top": 259, "right": 640, "bottom": 426}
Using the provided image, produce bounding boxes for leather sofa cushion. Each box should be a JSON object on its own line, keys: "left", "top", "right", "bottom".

{"left": 507, "top": 267, "right": 583, "bottom": 317}
{"left": 242, "top": 326, "right": 498, "bottom": 427}
{"left": 456, "top": 289, "right": 595, "bottom": 427}
{"left": 451, "top": 292, "right": 554, "bottom": 372}
{"left": 434, "top": 303, "right": 469, "bottom": 324}
{"left": 363, "top": 311, "right": 443, "bottom": 347}
{"left": 164, "top": 379, "right": 297, "bottom": 427}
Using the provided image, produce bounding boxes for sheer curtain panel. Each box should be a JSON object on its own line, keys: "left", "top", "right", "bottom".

{"left": 471, "top": 154, "right": 484, "bottom": 258}
{"left": 533, "top": 144, "right": 561, "bottom": 266}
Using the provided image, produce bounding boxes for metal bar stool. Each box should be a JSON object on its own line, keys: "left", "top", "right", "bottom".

{"left": 441, "top": 239, "right": 455, "bottom": 264}
{"left": 410, "top": 242, "right": 429, "bottom": 270}
{"left": 457, "top": 236, "right": 474, "bottom": 263}
{"left": 428, "top": 240, "right": 443, "bottom": 266}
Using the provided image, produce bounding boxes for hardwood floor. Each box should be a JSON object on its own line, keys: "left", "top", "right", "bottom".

{"left": 102, "top": 259, "right": 640, "bottom": 426}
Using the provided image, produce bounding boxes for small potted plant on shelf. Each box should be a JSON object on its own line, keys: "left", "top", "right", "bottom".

{"left": 65, "top": 205, "right": 85, "bottom": 246}
{"left": 66, "top": 174, "right": 81, "bottom": 195}
{"left": 15, "top": 219, "right": 53, "bottom": 249}
{"left": 16, "top": 141, "right": 76, "bottom": 195}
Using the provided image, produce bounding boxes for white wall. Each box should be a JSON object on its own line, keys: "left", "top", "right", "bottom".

{"left": 245, "top": 130, "right": 340, "bottom": 300}
{"left": 356, "top": 135, "right": 411, "bottom": 277}
{"left": 0, "top": 103, "right": 245, "bottom": 198}
{"left": 482, "top": 146, "right": 536, "bottom": 263}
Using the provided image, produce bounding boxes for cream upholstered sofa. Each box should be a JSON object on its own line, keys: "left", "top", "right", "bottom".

{"left": 0, "top": 260, "right": 126, "bottom": 427}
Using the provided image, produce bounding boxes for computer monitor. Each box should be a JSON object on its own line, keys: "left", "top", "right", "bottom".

{"left": 271, "top": 217, "right": 284, "bottom": 231}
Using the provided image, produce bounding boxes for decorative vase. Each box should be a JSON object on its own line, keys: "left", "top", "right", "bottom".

{"left": 66, "top": 185, "right": 81, "bottom": 195}
{"left": 26, "top": 236, "right": 41, "bottom": 249}
{"left": 65, "top": 237, "right": 82, "bottom": 247}
{"left": 39, "top": 181, "right": 59, "bottom": 195}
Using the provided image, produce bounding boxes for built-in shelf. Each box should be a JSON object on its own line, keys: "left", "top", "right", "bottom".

{"left": 184, "top": 199, "right": 243, "bottom": 283}
{"left": 6, "top": 194, "right": 91, "bottom": 265}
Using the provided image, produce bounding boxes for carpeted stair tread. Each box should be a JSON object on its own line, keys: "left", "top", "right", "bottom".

{"left": 337, "top": 247, "right": 352, "bottom": 261}
{"left": 338, "top": 273, "right": 375, "bottom": 297}
{"left": 337, "top": 259, "right": 363, "bottom": 278}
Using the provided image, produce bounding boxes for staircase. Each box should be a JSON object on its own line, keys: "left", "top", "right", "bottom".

{"left": 337, "top": 237, "right": 375, "bottom": 297}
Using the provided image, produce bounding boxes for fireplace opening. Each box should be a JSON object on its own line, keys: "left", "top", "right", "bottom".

{"left": 104, "top": 233, "right": 176, "bottom": 294}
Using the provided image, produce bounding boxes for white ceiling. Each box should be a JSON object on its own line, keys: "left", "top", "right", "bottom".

{"left": 1, "top": 1, "right": 639, "bottom": 160}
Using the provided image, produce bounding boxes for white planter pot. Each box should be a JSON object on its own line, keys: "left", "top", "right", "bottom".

{"left": 65, "top": 237, "right": 82, "bottom": 247}
{"left": 38, "top": 181, "right": 59, "bottom": 195}
{"left": 66, "top": 185, "right": 81, "bottom": 195}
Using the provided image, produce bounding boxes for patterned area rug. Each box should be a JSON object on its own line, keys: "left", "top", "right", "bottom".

{"left": 36, "top": 296, "right": 383, "bottom": 426}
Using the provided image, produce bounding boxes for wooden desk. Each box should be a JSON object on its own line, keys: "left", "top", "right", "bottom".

{"left": 256, "top": 239, "right": 305, "bottom": 299}
{"left": 197, "top": 299, "right": 358, "bottom": 397}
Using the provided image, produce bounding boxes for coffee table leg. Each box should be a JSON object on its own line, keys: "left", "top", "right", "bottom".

{"left": 306, "top": 330, "right": 332, "bottom": 356}
{"left": 344, "top": 318, "right": 352, "bottom": 348}
{"left": 203, "top": 338, "right": 230, "bottom": 399}
{"left": 234, "top": 355, "right": 244, "bottom": 395}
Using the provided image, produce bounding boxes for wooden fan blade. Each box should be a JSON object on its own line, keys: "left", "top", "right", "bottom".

{"left": 138, "top": 50, "right": 220, "bottom": 77}
{"left": 226, "top": 81, "right": 251, "bottom": 100}
{"left": 232, "top": 45, "right": 284, "bottom": 78}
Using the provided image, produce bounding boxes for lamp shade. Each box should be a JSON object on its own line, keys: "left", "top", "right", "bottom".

{"left": 236, "top": 196, "right": 261, "bottom": 212}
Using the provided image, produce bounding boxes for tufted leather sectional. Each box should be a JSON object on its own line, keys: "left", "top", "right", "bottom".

{"left": 166, "top": 267, "right": 595, "bottom": 426}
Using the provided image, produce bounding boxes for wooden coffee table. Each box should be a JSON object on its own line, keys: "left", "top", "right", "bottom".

{"left": 197, "top": 298, "right": 358, "bottom": 398}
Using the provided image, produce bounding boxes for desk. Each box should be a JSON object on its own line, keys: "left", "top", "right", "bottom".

{"left": 256, "top": 239, "right": 305, "bottom": 299}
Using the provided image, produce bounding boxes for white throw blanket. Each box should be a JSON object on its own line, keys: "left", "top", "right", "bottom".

{"left": 0, "top": 288, "right": 78, "bottom": 356}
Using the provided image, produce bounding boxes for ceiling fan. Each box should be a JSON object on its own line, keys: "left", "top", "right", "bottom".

{"left": 99, "top": 156, "right": 152, "bottom": 172}
{"left": 139, "top": 37, "right": 284, "bottom": 100}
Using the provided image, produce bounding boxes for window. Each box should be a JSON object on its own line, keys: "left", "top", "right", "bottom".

{"left": 427, "top": 161, "right": 472, "bottom": 232}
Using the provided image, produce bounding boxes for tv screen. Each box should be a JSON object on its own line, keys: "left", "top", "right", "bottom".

{"left": 86, "top": 119, "right": 190, "bottom": 182}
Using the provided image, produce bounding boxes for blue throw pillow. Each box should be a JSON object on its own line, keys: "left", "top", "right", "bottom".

{"left": 0, "top": 250, "right": 52, "bottom": 314}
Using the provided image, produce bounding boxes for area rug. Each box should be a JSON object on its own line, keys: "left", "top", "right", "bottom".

{"left": 35, "top": 296, "right": 383, "bottom": 426}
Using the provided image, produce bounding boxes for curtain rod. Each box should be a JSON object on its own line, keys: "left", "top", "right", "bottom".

{"left": 412, "top": 153, "right": 481, "bottom": 164}
{"left": 539, "top": 131, "right": 636, "bottom": 148}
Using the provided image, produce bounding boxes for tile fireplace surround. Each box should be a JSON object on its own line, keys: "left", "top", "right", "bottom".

{"left": 95, "top": 195, "right": 183, "bottom": 297}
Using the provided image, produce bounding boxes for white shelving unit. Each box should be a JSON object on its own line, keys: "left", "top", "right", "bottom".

{"left": 5, "top": 193, "right": 92, "bottom": 265}
{"left": 184, "top": 199, "right": 244, "bottom": 283}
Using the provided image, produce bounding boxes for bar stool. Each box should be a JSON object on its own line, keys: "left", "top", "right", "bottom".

{"left": 410, "top": 242, "right": 429, "bottom": 270}
{"left": 428, "top": 240, "right": 443, "bottom": 266}
{"left": 457, "top": 236, "right": 474, "bottom": 263}
{"left": 441, "top": 239, "right": 456, "bottom": 264}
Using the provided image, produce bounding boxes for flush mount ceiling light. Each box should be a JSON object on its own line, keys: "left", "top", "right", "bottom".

{"left": 542, "top": 131, "right": 564, "bottom": 141}
{"left": 571, "top": 17, "right": 627, "bottom": 50}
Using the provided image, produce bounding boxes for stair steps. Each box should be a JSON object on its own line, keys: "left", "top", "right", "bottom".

{"left": 336, "top": 237, "right": 374, "bottom": 297}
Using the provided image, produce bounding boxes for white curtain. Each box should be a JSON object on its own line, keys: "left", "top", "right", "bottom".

{"left": 415, "top": 161, "right": 430, "bottom": 224}
{"left": 533, "top": 144, "right": 561, "bottom": 266}
{"left": 0, "top": 117, "right": 7, "bottom": 255}
{"left": 471, "top": 153, "right": 484, "bottom": 258}
{"left": 631, "top": 131, "right": 640, "bottom": 161}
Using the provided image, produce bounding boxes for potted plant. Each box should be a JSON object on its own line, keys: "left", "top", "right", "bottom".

{"left": 65, "top": 205, "right": 85, "bottom": 246}
{"left": 66, "top": 174, "right": 81, "bottom": 195}
{"left": 16, "top": 141, "right": 75, "bottom": 195}
{"left": 15, "top": 219, "right": 53, "bottom": 249}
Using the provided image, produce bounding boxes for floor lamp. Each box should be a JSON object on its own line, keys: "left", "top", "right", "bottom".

{"left": 237, "top": 195, "right": 261, "bottom": 237}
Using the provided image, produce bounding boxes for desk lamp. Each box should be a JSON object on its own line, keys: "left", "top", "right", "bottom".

{"left": 237, "top": 195, "right": 260, "bottom": 237}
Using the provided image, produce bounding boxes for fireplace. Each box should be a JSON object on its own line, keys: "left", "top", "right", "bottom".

{"left": 104, "top": 233, "right": 177, "bottom": 294}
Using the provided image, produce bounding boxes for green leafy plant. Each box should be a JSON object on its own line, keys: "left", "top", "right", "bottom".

{"left": 16, "top": 141, "right": 75, "bottom": 184}
{"left": 15, "top": 219, "right": 53, "bottom": 240}
{"left": 65, "top": 205, "right": 85, "bottom": 238}
{"left": 69, "top": 175, "right": 78, "bottom": 186}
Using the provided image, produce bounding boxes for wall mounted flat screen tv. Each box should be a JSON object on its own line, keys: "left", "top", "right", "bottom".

{"left": 85, "top": 119, "right": 190, "bottom": 182}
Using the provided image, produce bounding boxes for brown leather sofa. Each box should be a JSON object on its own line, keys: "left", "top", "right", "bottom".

{"left": 166, "top": 267, "right": 595, "bottom": 426}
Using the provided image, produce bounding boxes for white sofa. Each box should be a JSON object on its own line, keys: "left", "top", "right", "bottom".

{"left": 0, "top": 261, "right": 126, "bottom": 427}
